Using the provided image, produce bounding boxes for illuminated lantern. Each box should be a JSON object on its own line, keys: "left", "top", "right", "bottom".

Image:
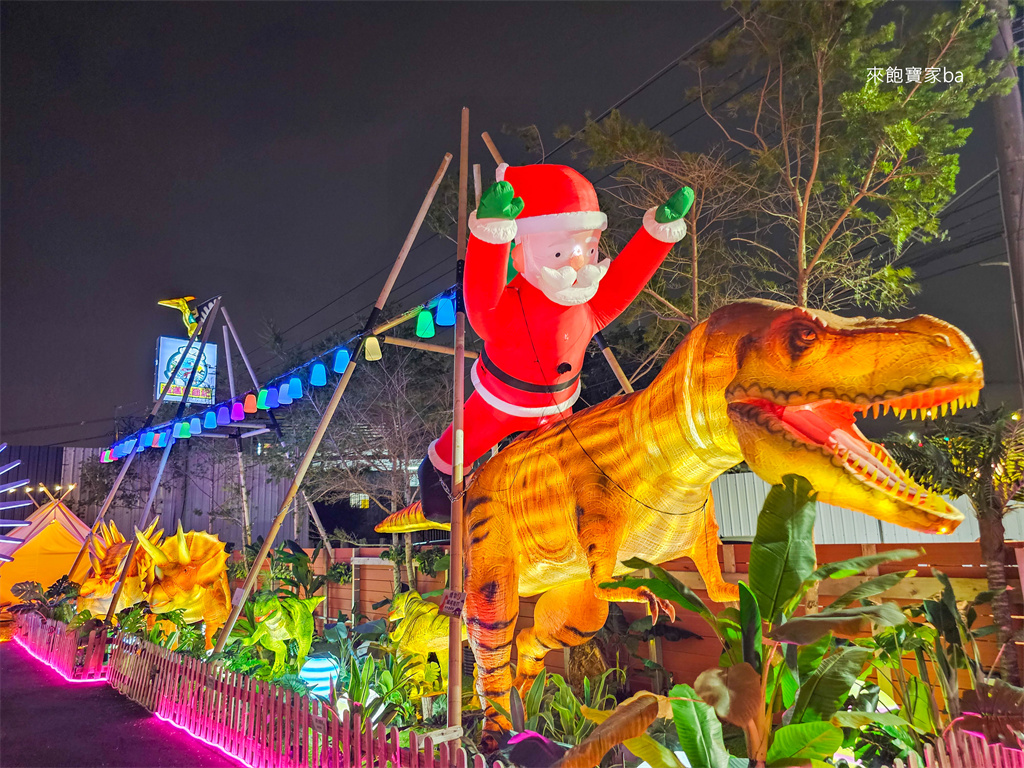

{"left": 364, "top": 336, "right": 382, "bottom": 362}
{"left": 256, "top": 389, "right": 269, "bottom": 409}
{"left": 415, "top": 309, "right": 436, "bottom": 339}
{"left": 231, "top": 401, "right": 245, "bottom": 421}
{"left": 310, "top": 362, "right": 327, "bottom": 387}
{"left": 172, "top": 422, "right": 186, "bottom": 439}
{"left": 266, "top": 387, "right": 279, "bottom": 408}
{"left": 288, "top": 377, "right": 303, "bottom": 400}
{"left": 124, "top": 438, "right": 137, "bottom": 454}
{"left": 333, "top": 349, "right": 350, "bottom": 373}
{"left": 277, "top": 386, "right": 292, "bottom": 406}
{"left": 204, "top": 411, "right": 218, "bottom": 430}
{"left": 156, "top": 430, "right": 169, "bottom": 448}
{"left": 435, "top": 295, "right": 456, "bottom": 326}
{"left": 101, "top": 450, "right": 112, "bottom": 463}
{"left": 189, "top": 417, "right": 202, "bottom": 435}
{"left": 299, "top": 654, "right": 342, "bottom": 699}
{"left": 217, "top": 406, "right": 231, "bottom": 426}
{"left": 243, "top": 393, "right": 258, "bottom": 413}
{"left": 151, "top": 432, "right": 161, "bottom": 448}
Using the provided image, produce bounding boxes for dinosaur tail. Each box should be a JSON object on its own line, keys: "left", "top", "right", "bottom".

{"left": 375, "top": 501, "right": 451, "bottom": 534}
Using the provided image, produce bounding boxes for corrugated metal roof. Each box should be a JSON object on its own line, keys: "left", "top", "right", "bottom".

{"left": 61, "top": 446, "right": 308, "bottom": 549}
{"left": 711, "top": 472, "right": 1023, "bottom": 544}
{"left": 56, "top": 448, "right": 1022, "bottom": 550}
{"left": 4, "top": 445, "right": 64, "bottom": 489}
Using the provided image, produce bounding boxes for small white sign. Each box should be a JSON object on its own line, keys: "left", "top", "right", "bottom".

{"left": 438, "top": 589, "right": 466, "bottom": 618}
{"left": 311, "top": 714, "right": 327, "bottom": 734}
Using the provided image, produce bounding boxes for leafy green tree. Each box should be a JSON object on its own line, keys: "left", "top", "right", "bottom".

{"left": 886, "top": 408, "right": 1024, "bottom": 684}
{"left": 569, "top": 0, "right": 1016, "bottom": 323}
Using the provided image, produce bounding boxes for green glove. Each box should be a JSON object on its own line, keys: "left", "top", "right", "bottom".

{"left": 478, "top": 181, "right": 525, "bottom": 220}
{"left": 655, "top": 186, "right": 694, "bottom": 224}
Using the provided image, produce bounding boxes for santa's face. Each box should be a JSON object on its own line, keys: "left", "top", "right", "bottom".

{"left": 515, "top": 229, "right": 610, "bottom": 306}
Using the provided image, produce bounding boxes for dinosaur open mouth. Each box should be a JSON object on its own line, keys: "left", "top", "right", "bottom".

{"left": 728, "top": 384, "right": 980, "bottom": 524}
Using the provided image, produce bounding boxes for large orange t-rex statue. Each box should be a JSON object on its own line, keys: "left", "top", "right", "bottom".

{"left": 377, "top": 300, "right": 983, "bottom": 748}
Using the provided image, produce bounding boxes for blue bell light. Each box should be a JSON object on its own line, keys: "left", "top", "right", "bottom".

{"left": 173, "top": 422, "right": 186, "bottom": 439}
{"left": 333, "top": 349, "right": 351, "bottom": 373}
{"left": 204, "top": 411, "right": 218, "bottom": 430}
{"left": 288, "top": 377, "right": 303, "bottom": 400}
{"left": 310, "top": 362, "right": 327, "bottom": 387}
{"left": 435, "top": 296, "right": 456, "bottom": 326}
{"left": 277, "top": 385, "right": 293, "bottom": 406}
{"left": 266, "top": 387, "right": 279, "bottom": 408}
{"left": 217, "top": 405, "right": 231, "bottom": 426}
{"left": 190, "top": 416, "right": 202, "bottom": 435}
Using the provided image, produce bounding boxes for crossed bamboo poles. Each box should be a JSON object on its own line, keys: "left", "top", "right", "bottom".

{"left": 69, "top": 112, "right": 643, "bottom": 732}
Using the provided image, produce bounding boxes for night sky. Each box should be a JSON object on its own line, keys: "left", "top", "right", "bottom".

{"left": 1, "top": 2, "right": 1017, "bottom": 448}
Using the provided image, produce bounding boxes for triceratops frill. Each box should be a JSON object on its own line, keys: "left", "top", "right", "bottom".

{"left": 135, "top": 522, "right": 231, "bottom": 649}
{"left": 77, "top": 519, "right": 163, "bottom": 617}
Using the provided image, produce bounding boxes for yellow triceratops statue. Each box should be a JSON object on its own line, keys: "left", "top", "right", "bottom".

{"left": 135, "top": 522, "right": 231, "bottom": 650}
{"left": 77, "top": 519, "right": 163, "bottom": 617}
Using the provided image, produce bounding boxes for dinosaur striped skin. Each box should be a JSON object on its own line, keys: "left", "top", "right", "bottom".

{"left": 378, "top": 300, "right": 983, "bottom": 750}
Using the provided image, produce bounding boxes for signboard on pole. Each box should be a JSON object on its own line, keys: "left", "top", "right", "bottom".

{"left": 155, "top": 337, "right": 218, "bottom": 405}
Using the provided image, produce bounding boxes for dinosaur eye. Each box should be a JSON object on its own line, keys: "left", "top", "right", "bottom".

{"left": 788, "top": 324, "right": 818, "bottom": 357}
{"left": 555, "top": 252, "right": 561, "bottom": 258}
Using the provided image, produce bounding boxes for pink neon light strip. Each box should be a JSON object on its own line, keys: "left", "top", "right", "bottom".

{"left": 154, "top": 712, "right": 254, "bottom": 768}
{"left": 12, "top": 635, "right": 107, "bottom": 684}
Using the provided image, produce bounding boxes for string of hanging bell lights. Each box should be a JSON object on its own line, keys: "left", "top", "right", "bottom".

{"left": 101, "top": 286, "right": 458, "bottom": 462}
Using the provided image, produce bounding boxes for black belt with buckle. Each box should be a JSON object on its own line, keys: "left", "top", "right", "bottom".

{"left": 480, "top": 348, "right": 580, "bottom": 394}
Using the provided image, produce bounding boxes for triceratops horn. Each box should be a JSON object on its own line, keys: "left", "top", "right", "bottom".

{"left": 175, "top": 522, "right": 191, "bottom": 565}
{"left": 135, "top": 527, "right": 168, "bottom": 565}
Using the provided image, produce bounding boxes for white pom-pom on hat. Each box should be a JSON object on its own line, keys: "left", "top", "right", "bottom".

{"left": 495, "top": 163, "right": 509, "bottom": 182}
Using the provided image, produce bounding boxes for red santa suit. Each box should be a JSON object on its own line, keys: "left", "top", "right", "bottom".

{"left": 426, "top": 163, "right": 689, "bottom": 478}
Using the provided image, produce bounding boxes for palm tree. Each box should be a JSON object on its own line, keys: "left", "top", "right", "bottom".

{"left": 886, "top": 408, "right": 1023, "bottom": 685}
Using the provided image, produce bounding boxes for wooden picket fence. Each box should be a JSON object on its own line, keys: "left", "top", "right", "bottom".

{"left": 14, "top": 615, "right": 1024, "bottom": 767}
{"left": 921, "top": 729, "right": 1024, "bottom": 768}
{"left": 16, "top": 612, "right": 108, "bottom": 681}
{"left": 106, "top": 632, "right": 505, "bottom": 768}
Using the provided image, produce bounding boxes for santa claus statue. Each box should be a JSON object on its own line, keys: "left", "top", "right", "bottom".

{"left": 418, "top": 162, "right": 693, "bottom": 522}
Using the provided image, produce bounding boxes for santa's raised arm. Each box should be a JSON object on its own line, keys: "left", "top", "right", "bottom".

{"left": 418, "top": 163, "right": 693, "bottom": 522}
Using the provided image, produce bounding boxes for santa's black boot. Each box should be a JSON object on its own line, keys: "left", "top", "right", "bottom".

{"left": 418, "top": 457, "right": 453, "bottom": 524}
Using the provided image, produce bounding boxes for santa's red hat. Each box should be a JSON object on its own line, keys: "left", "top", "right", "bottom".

{"left": 497, "top": 163, "right": 608, "bottom": 235}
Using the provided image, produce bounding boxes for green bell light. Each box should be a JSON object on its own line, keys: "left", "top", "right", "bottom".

{"left": 415, "top": 309, "right": 436, "bottom": 339}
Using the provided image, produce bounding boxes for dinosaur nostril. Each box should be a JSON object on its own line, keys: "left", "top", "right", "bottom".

{"left": 932, "top": 333, "right": 951, "bottom": 348}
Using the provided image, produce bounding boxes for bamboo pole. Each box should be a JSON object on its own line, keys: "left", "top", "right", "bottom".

{"left": 593, "top": 331, "right": 634, "bottom": 394}
{"left": 223, "top": 324, "right": 253, "bottom": 548}
{"left": 481, "top": 132, "right": 503, "bottom": 166}
{"left": 213, "top": 153, "right": 453, "bottom": 654}
{"left": 222, "top": 306, "right": 333, "bottom": 560}
{"left": 104, "top": 298, "right": 223, "bottom": 622}
{"left": 382, "top": 336, "right": 478, "bottom": 358}
{"left": 448, "top": 107, "right": 469, "bottom": 729}
{"left": 66, "top": 312, "right": 210, "bottom": 580}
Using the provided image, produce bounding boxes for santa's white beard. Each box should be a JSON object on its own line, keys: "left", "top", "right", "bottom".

{"left": 535, "top": 261, "right": 610, "bottom": 306}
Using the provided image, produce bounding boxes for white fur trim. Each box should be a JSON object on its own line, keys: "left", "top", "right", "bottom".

{"left": 496, "top": 163, "right": 508, "bottom": 182}
{"left": 468, "top": 211, "right": 517, "bottom": 244}
{"left": 516, "top": 210, "right": 608, "bottom": 235}
{"left": 471, "top": 359, "right": 580, "bottom": 417}
{"left": 643, "top": 207, "right": 688, "bottom": 243}
{"left": 427, "top": 439, "right": 453, "bottom": 475}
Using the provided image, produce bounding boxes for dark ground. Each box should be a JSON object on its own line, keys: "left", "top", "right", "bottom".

{"left": 0, "top": 639, "right": 236, "bottom": 767}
